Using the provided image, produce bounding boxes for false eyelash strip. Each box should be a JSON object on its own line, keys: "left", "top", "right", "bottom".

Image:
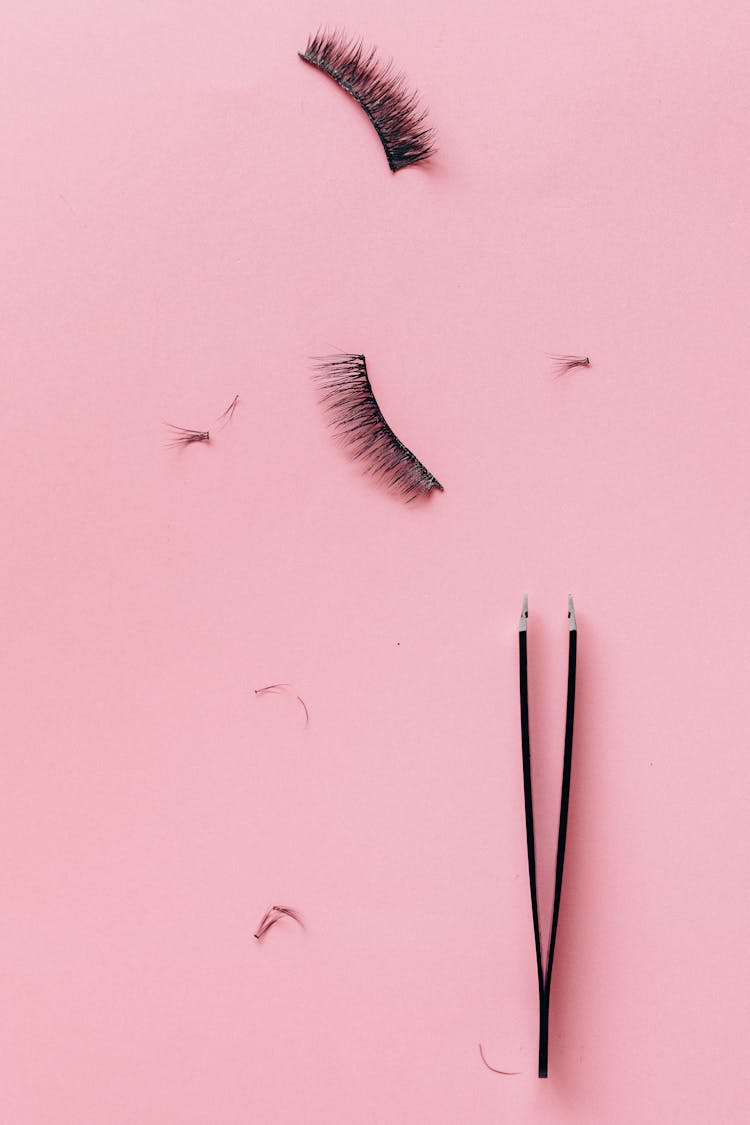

{"left": 299, "top": 30, "right": 435, "bottom": 171}
{"left": 550, "top": 354, "right": 590, "bottom": 377}
{"left": 312, "top": 353, "right": 443, "bottom": 501}
{"left": 519, "top": 596, "right": 577, "bottom": 1078}
{"left": 254, "top": 905, "right": 304, "bottom": 940}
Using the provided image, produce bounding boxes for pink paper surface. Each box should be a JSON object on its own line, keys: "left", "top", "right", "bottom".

{"left": 2, "top": 2, "right": 749, "bottom": 1121}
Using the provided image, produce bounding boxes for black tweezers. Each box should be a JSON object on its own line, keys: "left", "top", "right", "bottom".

{"left": 519, "top": 595, "right": 577, "bottom": 1079}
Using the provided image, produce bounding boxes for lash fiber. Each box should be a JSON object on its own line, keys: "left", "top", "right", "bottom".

{"left": 255, "top": 683, "right": 310, "bottom": 728}
{"left": 217, "top": 394, "right": 240, "bottom": 426}
{"left": 478, "top": 1044, "right": 518, "bottom": 1076}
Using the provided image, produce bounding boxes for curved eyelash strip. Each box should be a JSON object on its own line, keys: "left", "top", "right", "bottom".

{"left": 299, "top": 29, "right": 435, "bottom": 172}
{"left": 312, "top": 353, "right": 443, "bottom": 502}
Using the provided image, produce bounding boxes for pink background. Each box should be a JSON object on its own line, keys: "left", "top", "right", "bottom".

{"left": 2, "top": 2, "right": 749, "bottom": 1121}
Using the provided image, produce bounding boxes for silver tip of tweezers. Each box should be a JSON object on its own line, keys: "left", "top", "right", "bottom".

{"left": 568, "top": 595, "right": 576, "bottom": 631}
{"left": 519, "top": 594, "right": 529, "bottom": 631}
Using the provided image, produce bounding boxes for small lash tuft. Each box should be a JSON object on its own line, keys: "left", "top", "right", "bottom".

{"left": 163, "top": 422, "right": 210, "bottom": 448}
{"left": 550, "top": 354, "right": 590, "bottom": 377}
{"left": 312, "top": 352, "right": 443, "bottom": 502}
{"left": 254, "top": 905, "right": 304, "bottom": 941}
{"left": 299, "top": 29, "right": 435, "bottom": 172}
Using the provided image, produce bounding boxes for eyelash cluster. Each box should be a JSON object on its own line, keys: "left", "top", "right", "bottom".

{"left": 254, "top": 905, "right": 304, "bottom": 941}
{"left": 550, "top": 354, "right": 590, "bottom": 377}
{"left": 164, "top": 424, "right": 210, "bottom": 448}
{"left": 299, "top": 29, "right": 435, "bottom": 172}
{"left": 312, "top": 353, "right": 443, "bottom": 501}
{"left": 163, "top": 396, "right": 239, "bottom": 448}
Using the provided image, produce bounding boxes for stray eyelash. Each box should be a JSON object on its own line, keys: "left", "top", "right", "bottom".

{"left": 478, "top": 1044, "right": 518, "bottom": 1076}
{"left": 163, "top": 423, "right": 210, "bottom": 447}
{"left": 296, "top": 695, "right": 310, "bottom": 729}
{"left": 217, "top": 394, "right": 239, "bottom": 427}
{"left": 299, "top": 29, "right": 435, "bottom": 172}
{"left": 550, "top": 354, "right": 590, "bottom": 377}
{"left": 255, "top": 684, "right": 310, "bottom": 728}
{"left": 254, "top": 905, "right": 304, "bottom": 940}
{"left": 312, "top": 353, "right": 443, "bottom": 502}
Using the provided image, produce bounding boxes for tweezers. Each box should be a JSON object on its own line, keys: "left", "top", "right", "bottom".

{"left": 519, "top": 595, "right": 577, "bottom": 1079}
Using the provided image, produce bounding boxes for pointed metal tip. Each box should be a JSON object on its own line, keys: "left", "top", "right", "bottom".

{"left": 519, "top": 594, "right": 528, "bottom": 631}
{"left": 568, "top": 595, "right": 576, "bottom": 630}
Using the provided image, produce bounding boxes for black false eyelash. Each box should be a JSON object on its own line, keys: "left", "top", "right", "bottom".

{"left": 254, "top": 905, "right": 304, "bottom": 941}
{"left": 312, "top": 353, "right": 443, "bottom": 502}
{"left": 299, "top": 29, "right": 435, "bottom": 172}
{"left": 550, "top": 354, "right": 590, "bottom": 377}
{"left": 163, "top": 422, "right": 210, "bottom": 447}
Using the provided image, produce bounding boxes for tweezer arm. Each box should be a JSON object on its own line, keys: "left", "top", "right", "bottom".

{"left": 519, "top": 596, "right": 578, "bottom": 1079}
{"left": 545, "top": 598, "right": 577, "bottom": 998}
{"left": 518, "top": 596, "right": 546, "bottom": 1071}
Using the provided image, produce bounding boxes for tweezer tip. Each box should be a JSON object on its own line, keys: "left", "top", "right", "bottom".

{"left": 568, "top": 595, "right": 576, "bottom": 630}
{"left": 519, "top": 594, "right": 528, "bottom": 631}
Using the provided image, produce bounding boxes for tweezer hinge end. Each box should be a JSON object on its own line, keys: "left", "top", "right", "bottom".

{"left": 568, "top": 594, "right": 576, "bottom": 631}
{"left": 519, "top": 594, "right": 529, "bottom": 631}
